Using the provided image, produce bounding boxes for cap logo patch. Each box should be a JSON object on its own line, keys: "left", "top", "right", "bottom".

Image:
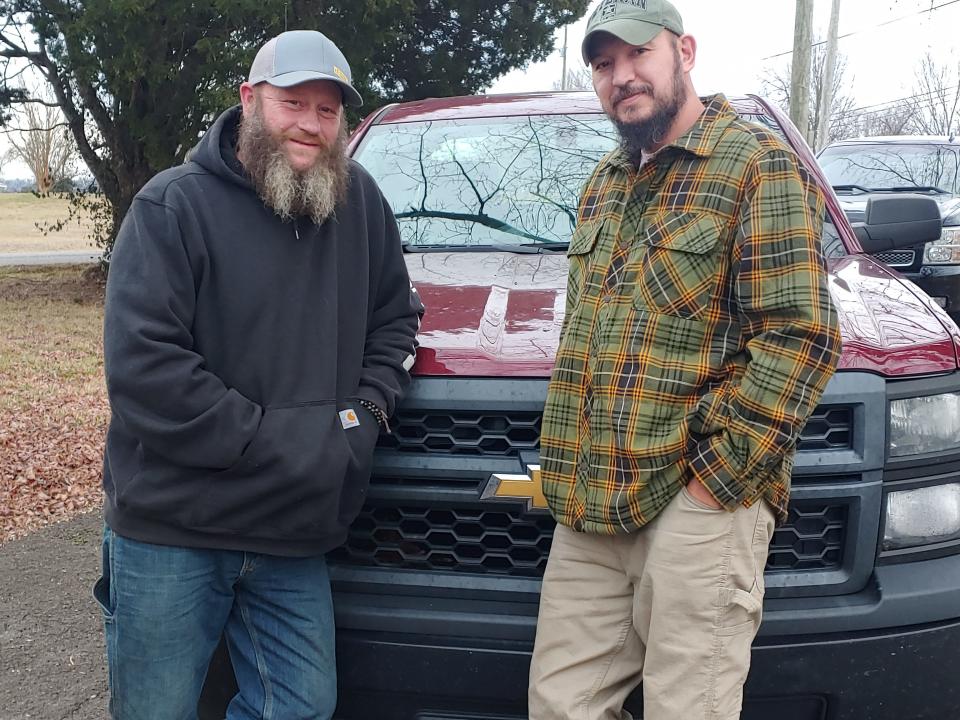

{"left": 332, "top": 65, "right": 349, "bottom": 83}
{"left": 597, "top": 0, "right": 647, "bottom": 20}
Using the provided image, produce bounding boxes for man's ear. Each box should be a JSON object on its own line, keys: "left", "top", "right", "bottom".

{"left": 239, "top": 82, "right": 257, "bottom": 114}
{"left": 678, "top": 34, "right": 697, "bottom": 73}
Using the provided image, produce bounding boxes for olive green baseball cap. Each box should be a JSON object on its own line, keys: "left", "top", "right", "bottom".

{"left": 581, "top": 0, "right": 684, "bottom": 65}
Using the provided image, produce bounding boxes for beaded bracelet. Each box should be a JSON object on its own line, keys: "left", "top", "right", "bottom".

{"left": 357, "top": 398, "right": 391, "bottom": 434}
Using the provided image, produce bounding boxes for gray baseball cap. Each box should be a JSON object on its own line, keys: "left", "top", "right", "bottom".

{"left": 581, "top": 0, "right": 684, "bottom": 65}
{"left": 248, "top": 30, "right": 363, "bottom": 107}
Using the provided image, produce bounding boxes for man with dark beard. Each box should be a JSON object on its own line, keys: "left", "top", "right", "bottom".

{"left": 528, "top": 2, "right": 841, "bottom": 719}
{"left": 96, "top": 30, "right": 422, "bottom": 720}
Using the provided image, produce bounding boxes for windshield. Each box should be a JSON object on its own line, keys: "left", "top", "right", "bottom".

{"left": 353, "top": 110, "right": 846, "bottom": 258}
{"left": 352, "top": 115, "right": 617, "bottom": 249}
{"left": 818, "top": 142, "right": 960, "bottom": 194}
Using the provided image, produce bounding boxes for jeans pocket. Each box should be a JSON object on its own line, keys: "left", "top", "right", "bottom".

{"left": 92, "top": 528, "right": 116, "bottom": 623}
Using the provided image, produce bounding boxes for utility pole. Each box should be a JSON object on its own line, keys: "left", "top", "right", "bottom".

{"left": 561, "top": 25, "right": 569, "bottom": 91}
{"left": 816, "top": 0, "right": 842, "bottom": 151}
{"left": 790, "top": 0, "right": 815, "bottom": 144}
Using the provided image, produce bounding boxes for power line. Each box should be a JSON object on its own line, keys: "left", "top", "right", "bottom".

{"left": 847, "top": 83, "right": 960, "bottom": 116}
{"left": 761, "top": 0, "right": 960, "bottom": 61}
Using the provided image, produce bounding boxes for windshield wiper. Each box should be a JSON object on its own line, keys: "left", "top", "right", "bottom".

{"left": 395, "top": 209, "right": 554, "bottom": 244}
{"left": 871, "top": 185, "right": 951, "bottom": 194}
{"left": 404, "top": 241, "right": 568, "bottom": 254}
{"left": 396, "top": 208, "right": 572, "bottom": 253}
{"left": 831, "top": 184, "right": 872, "bottom": 194}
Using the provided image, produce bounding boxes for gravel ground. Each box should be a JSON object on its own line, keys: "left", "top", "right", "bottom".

{"left": 0, "top": 510, "right": 107, "bottom": 720}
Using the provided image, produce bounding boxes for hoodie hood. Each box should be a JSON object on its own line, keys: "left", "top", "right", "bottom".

{"left": 188, "top": 105, "right": 253, "bottom": 191}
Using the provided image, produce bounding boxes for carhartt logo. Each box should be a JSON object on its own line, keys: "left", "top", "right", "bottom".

{"left": 339, "top": 409, "right": 360, "bottom": 429}
{"left": 332, "top": 65, "right": 349, "bottom": 83}
{"left": 481, "top": 464, "right": 549, "bottom": 512}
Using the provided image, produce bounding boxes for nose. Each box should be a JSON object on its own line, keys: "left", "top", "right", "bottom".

{"left": 611, "top": 56, "right": 636, "bottom": 90}
{"left": 297, "top": 110, "right": 323, "bottom": 137}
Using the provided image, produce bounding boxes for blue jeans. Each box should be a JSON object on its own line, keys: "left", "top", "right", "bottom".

{"left": 93, "top": 526, "right": 336, "bottom": 720}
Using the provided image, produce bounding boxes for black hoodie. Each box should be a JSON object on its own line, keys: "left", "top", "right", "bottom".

{"left": 102, "top": 106, "right": 421, "bottom": 556}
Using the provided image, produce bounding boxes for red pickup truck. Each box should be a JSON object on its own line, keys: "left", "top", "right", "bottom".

{"left": 204, "top": 92, "right": 960, "bottom": 720}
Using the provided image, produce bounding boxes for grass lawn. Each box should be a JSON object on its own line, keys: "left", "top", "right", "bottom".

{"left": 0, "top": 193, "right": 100, "bottom": 254}
{"left": 0, "top": 265, "right": 108, "bottom": 543}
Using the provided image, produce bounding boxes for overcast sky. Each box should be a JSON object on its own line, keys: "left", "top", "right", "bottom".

{"left": 3, "top": 0, "right": 959, "bottom": 180}
{"left": 491, "top": 0, "right": 960, "bottom": 107}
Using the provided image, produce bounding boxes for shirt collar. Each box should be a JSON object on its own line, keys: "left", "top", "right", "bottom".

{"left": 602, "top": 94, "right": 738, "bottom": 173}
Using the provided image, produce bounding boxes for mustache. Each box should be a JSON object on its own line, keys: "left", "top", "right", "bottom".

{"left": 610, "top": 83, "right": 654, "bottom": 106}
{"left": 287, "top": 133, "right": 328, "bottom": 148}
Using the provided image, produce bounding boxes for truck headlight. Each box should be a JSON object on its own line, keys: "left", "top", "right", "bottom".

{"left": 883, "top": 483, "right": 960, "bottom": 550}
{"left": 923, "top": 227, "right": 960, "bottom": 264}
{"left": 889, "top": 393, "right": 960, "bottom": 456}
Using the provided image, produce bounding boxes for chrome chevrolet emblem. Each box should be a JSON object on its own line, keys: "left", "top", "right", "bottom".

{"left": 481, "top": 464, "right": 549, "bottom": 512}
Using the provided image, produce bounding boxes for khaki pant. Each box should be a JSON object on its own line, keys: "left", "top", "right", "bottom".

{"left": 528, "top": 487, "right": 775, "bottom": 720}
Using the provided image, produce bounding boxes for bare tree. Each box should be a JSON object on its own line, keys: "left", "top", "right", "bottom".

{"left": 857, "top": 101, "right": 917, "bottom": 137}
{"left": 552, "top": 66, "right": 593, "bottom": 92}
{"left": 911, "top": 52, "right": 960, "bottom": 136}
{"left": 5, "top": 101, "right": 77, "bottom": 193}
{"left": 762, "top": 44, "right": 859, "bottom": 149}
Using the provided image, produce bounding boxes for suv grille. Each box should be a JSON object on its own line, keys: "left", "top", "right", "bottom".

{"left": 874, "top": 249, "right": 916, "bottom": 268}
{"left": 330, "top": 498, "right": 848, "bottom": 577}
{"left": 381, "top": 406, "right": 852, "bottom": 457}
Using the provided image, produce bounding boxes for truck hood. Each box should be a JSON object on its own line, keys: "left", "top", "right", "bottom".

{"left": 406, "top": 252, "right": 960, "bottom": 377}
{"left": 837, "top": 192, "right": 960, "bottom": 226}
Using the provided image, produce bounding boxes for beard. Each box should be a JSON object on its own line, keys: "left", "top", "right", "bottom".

{"left": 610, "top": 49, "right": 688, "bottom": 161}
{"left": 236, "top": 106, "right": 350, "bottom": 226}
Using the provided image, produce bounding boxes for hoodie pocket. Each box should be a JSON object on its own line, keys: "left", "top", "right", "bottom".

{"left": 337, "top": 403, "right": 382, "bottom": 525}
{"left": 187, "top": 400, "right": 355, "bottom": 537}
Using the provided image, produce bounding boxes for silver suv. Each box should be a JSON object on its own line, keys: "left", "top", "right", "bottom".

{"left": 818, "top": 136, "right": 960, "bottom": 323}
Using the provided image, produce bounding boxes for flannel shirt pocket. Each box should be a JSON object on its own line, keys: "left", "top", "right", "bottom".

{"left": 566, "top": 219, "right": 602, "bottom": 308}
{"left": 634, "top": 212, "right": 724, "bottom": 320}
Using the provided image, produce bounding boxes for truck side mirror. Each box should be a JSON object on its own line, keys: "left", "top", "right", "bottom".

{"left": 851, "top": 194, "right": 942, "bottom": 254}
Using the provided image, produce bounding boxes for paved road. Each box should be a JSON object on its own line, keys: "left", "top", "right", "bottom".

{"left": 0, "top": 251, "right": 100, "bottom": 267}
{"left": 0, "top": 511, "right": 107, "bottom": 720}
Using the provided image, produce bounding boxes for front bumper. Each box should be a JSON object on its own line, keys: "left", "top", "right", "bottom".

{"left": 330, "top": 552, "right": 960, "bottom": 720}
{"left": 903, "top": 264, "right": 960, "bottom": 325}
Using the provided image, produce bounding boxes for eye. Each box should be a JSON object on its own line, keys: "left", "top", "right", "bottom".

{"left": 285, "top": 99, "right": 302, "bottom": 108}
{"left": 593, "top": 59, "right": 610, "bottom": 71}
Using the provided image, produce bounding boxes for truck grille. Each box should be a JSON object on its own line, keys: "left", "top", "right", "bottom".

{"left": 379, "top": 410, "right": 541, "bottom": 456}
{"left": 380, "top": 406, "right": 852, "bottom": 457}
{"left": 796, "top": 407, "right": 852, "bottom": 451}
{"left": 330, "top": 499, "right": 847, "bottom": 577}
{"left": 330, "top": 503, "right": 555, "bottom": 577}
{"left": 874, "top": 249, "right": 916, "bottom": 268}
{"left": 766, "top": 501, "right": 847, "bottom": 571}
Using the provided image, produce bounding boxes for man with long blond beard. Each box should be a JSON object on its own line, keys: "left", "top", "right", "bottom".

{"left": 96, "top": 31, "right": 422, "bottom": 720}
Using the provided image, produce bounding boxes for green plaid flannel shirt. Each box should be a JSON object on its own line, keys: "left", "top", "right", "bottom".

{"left": 541, "top": 95, "right": 842, "bottom": 532}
